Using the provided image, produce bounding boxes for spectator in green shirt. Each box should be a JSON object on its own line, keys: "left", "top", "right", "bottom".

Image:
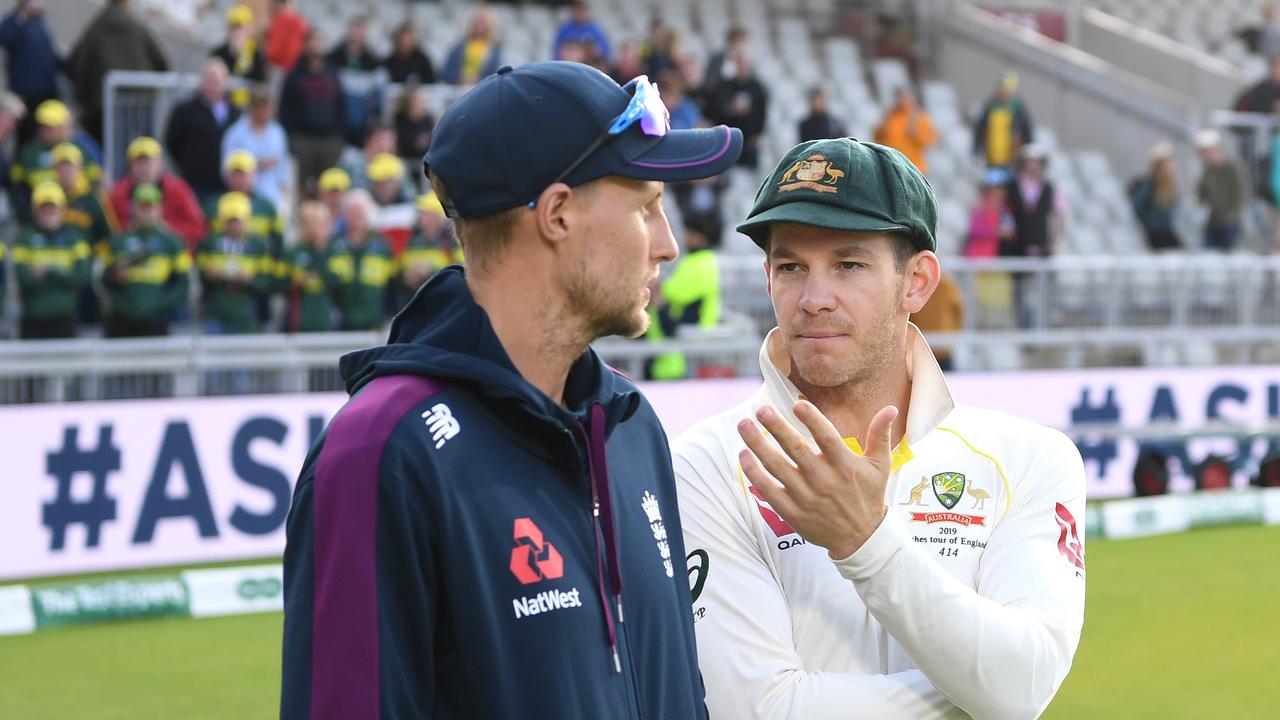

{"left": 285, "top": 200, "right": 337, "bottom": 332}
{"left": 10, "top": 100, "right": 101, "bottom": 224}
{"left": 317, "top": 166, "right": 350, "bottom": 234}
{"left": 12, "top": 181, "right": 91, "bottom": 338}
{"left": 197, "top": 190, "right": 272, "bottom": 334}
{"left": 328, "top": 189, "right": 396, "bottom": 330}
{"left": 101, "top": 183, "right": 191, "bottom": 337}
{"left": 368, "top": 151, "right": 413, "bottom": 207}
{"left": 52, "top": 141, "right": 118, "bottom": 256}
{"left": 203, "top": 149, "right": 285, "bottom": 257}
{"left": 645, "top": 215, "right": 722, "bottom": 380}
{"left": 398, "top": 190, "right": 459, "bottom": 306}
{"left": 51, "top": 140, "right": 118, "bottom": 324}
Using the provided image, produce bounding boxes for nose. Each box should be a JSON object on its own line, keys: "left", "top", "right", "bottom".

{"left": 798, "top": 272, "right": 837, "bottom": 315}
{"left": 651, "top": 201, "right": 679, "bottom": 264}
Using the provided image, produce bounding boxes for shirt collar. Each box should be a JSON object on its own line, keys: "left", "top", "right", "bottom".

{"left": 755, "top": 323, "right": 955, "bottom": 469}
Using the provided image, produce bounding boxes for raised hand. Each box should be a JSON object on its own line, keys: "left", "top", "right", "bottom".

{"left": 737, "top": 401, "right": 899, "bottom": 560}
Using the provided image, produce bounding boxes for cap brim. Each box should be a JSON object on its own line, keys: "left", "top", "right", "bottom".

{"left": 735, "top": 200, "right": 909, "bottom": 248}
{"left": 614, "top": 125, "right": 743, "bottom": 183}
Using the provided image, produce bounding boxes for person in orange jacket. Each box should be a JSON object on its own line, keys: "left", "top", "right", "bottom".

{"left": 873, "top": 86, "right": 938, "bottom": 175}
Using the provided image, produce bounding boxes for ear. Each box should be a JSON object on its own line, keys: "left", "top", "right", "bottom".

{"left": 901, "top": 250, "right": 940, "bottom": 315}
{"left": 762, "top": 256, "right": 772, "bottom": 297}
{"left": 532, "top": 182, "right": 575, "bottom": 250}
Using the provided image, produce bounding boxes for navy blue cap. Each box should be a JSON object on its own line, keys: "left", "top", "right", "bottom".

{"left": 423, "top": 61, "right": 743, "bottom": 219}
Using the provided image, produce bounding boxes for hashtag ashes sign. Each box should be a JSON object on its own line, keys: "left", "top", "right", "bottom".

{"left": 0, "top": 394, "right": 347, "bottom": 580}
{"left": 946, "top": 366, "right": 1280, "bottom": 497}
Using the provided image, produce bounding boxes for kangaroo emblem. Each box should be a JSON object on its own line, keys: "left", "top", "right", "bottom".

{"left": 969, "top": 487, "right": 991, "bottom": 510}
{"left": 901, "top": 476, "right": 930, "bottom": 506}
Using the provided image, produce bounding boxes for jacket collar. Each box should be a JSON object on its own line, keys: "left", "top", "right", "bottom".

{"left": 754, "top": 322, "right": 955, "bottom": 468}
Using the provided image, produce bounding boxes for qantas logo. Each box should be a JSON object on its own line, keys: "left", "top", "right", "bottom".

{"left": 509, "top": 517, "right": 564, "bottom": 584}
{"left": 1055, "top": 502, "right": 1085, "bottom": 574}
{"left": 747, "top": 486, "right": 806, "bottom": 550}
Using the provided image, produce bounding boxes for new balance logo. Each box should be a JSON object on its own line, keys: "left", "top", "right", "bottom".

{"left": 422, "top": 403, "right": 460, "bottom": 449}
{"left": 509, "top": 517, "right": 564, "bottom": 584}
{"left": 512, "top": 587, "right": 583, "bottom": 619}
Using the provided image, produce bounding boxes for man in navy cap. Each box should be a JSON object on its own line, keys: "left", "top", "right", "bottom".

{"left": 281, "top": 61, "right": 742, "bottom": 719}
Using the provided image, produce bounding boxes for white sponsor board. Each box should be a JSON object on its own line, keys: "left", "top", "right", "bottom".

{"left": 183, "top": 565, "right": 284, "bottom": 618}
{"left": 0, "top": 586, "right": 36, "bottom": 636}
{"left": 2, "top": 365, "right": 1278, "bottom": 579}
{"left": 1101, "top": 496, "right": 1193, "bottom": 540}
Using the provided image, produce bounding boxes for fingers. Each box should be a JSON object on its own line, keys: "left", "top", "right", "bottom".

{"left": 861, "top": 405, "right": 899, "bottom": 470}
{"left": 753, "top": 405, "right": 813, "bottom": 466}
{"left": 737, "top": 417, "right": 801, "bottom": 487}
{"left": 793, "top": 400, "right": 851, "bottom": 463}
{"left": 738, "top": 447, "right": 799, "bottom": 519}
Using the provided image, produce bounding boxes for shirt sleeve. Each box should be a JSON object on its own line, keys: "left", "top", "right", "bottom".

{"left": 674, "top": 433, "right": 967, "bottom": 720}
{"left": 832, "top": 429, "right": 1087, "bottom": 720}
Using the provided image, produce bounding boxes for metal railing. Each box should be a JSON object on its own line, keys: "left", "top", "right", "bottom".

{"left": 720, "top": 253, "right": 1280, "bottom": 369}
{"left": 0, "top": 316, "right": 762, "bottom": 405}
{"left": 102, "top": 71, "right": 470, "bottom": 182}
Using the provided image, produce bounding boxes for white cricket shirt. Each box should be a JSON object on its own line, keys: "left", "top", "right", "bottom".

{"left": 674, "top": 326, "right": 1086, "bottom": 720}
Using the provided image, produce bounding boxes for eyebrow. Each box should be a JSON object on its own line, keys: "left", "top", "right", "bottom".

{"left": 770, "top": 243, "right": 874, "bottom": 260}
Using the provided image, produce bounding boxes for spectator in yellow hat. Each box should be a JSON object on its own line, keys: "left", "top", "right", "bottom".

{"left": 10, "top": 100, "right": 102, "bottom": 224}
{"left": 317, "top": 167, "right": 350, "bottom": 234}
{"left": 397, "top": 191, "right": 459, "bottom": 305}
{"left": 197, "top": 191, "right": 273, "bottom": 336}
{"left": 203, "top": 149, "right": 284, "bottom": 257}
{"left": 213, "top": 5, "right": 266, "bottom": 110}
{"left": 328, "top": 188, "right": 396, "bottom": 330}
{"left": 282, "top": 200, "right": 337, "bottom": 333}
{"left": 336, "top": 122, "right": 403, "bottom": 193}
{"left": 109, "top": 136, "right": 207, "bottom": 250}
{"left": 52, "top": 142, "right": 119, "bottom": 258}
{"left": 12, "top": 181, "right": 91, "bottom": 338}
{"left": 367, "top": 152, "right": 412, "bottom": 207}
{"left": 101, "top": 182, "right": 192, "bottom": 338}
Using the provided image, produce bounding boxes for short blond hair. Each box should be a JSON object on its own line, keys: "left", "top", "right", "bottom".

{"left": 297, "top": 200, "right": 331, "bottom": 226}
{"left": 429, "top": 172, "right": 518, "bottom": 273}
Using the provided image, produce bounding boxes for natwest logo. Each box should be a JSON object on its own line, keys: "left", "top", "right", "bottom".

{"left": 509, "top": 517, "right": 564, "bottom": 584}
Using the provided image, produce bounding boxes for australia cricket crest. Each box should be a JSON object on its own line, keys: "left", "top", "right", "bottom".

{"left": 931, "top": 472, "right": 966, "bottom": 510}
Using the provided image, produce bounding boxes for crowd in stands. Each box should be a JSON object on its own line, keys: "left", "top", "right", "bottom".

{"left": 8, "top": 0, "right": 1268, "bottom": 381}
{"left": 0, "top": 0, "right": 787, "bottom": 355}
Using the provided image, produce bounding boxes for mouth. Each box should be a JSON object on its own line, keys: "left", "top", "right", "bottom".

{"left": 797, "top": 331, "right": 846, "bottom": 340}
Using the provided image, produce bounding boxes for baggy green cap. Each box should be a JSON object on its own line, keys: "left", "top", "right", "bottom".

{"left": 736, "top": 137, "right": 938, "bottom": 252}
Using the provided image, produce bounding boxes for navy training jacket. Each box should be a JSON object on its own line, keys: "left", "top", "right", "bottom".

{"left": 280, "top": 266, "right": 707, "bottom": 720}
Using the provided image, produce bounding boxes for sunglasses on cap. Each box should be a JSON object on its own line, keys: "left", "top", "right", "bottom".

{"left": 529, "top": 75, "right": 670, "bottom": 208}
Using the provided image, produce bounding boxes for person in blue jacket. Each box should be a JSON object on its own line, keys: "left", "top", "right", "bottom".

{"left": 280, "top": 61, "right": 743, "bottom": 719}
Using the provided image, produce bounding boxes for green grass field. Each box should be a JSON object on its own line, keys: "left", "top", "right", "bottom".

{"left": 2, "top": 524, "right": 1278, "bottom": 719}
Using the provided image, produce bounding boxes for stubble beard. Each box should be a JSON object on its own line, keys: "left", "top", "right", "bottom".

{"left": 785, "top": 297, "right": 902, "bottom": 395}
{"left": 564, "top": 254, "right": 649, "bottom": 341}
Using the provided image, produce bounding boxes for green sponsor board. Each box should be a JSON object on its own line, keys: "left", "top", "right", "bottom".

{"left": 1085, "top": 504, "right": 1104, "bottom": 540}
{"left": 1184, "top": 490, "right": 1265, "bottom": 529}
{"left": 31, "top": 575, "right": 190, "bottom": 629}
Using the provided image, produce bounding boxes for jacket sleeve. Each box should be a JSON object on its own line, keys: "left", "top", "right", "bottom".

{"left": 832, "top": 430, "right": 1087, "bottom": 720}
{"left": 674, "top": 436, "right": 967, "bottom": 720}
{"left": 281, "top": 433, "right": 442, "bottom": 719}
